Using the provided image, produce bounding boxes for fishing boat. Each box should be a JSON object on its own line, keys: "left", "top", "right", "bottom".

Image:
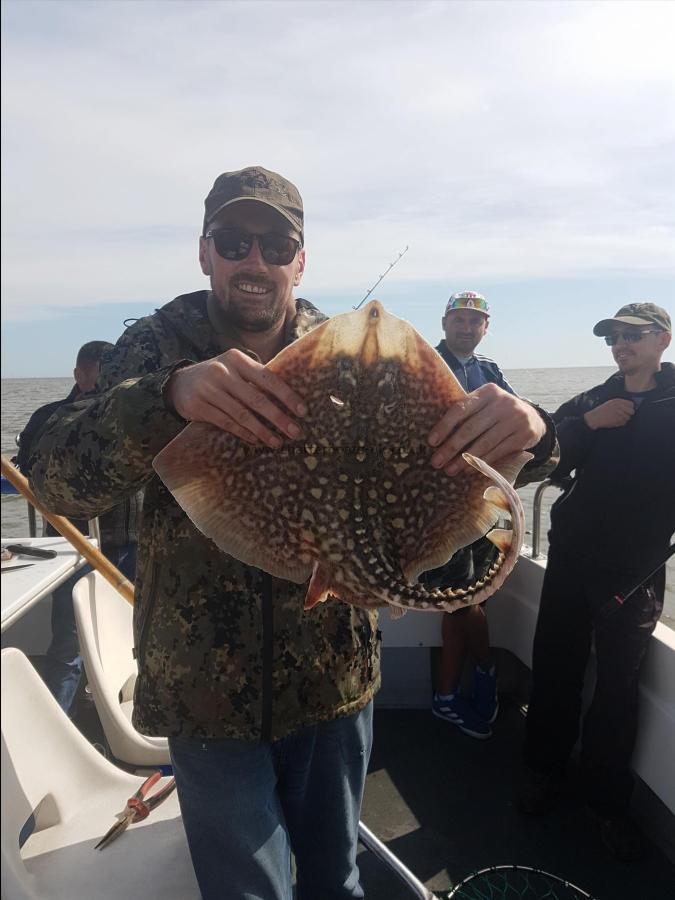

{"left": 1, "top": 475, "right": 674, "bottom": 899}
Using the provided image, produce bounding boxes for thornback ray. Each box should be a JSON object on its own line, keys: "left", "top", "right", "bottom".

{"left": 153, "top": 300, "right": 531, "bottom": 614}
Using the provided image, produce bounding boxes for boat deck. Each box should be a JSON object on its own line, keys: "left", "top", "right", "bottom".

{"left": 360, "top": 701, "right": 675, "bottom": 899}
{"left": 57, "top": 655, "right": 675, "bottom": 900}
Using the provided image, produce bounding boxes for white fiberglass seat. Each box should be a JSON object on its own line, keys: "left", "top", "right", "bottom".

{"left": 1, "top": 648, "right": 199, "bottom": 900}
{"left": 72, "top": 571, "right": 170, "bottom": 767}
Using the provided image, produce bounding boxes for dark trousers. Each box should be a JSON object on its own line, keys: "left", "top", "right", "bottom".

{"left": 524, "top": 545, "right": 664, "bottom": 815}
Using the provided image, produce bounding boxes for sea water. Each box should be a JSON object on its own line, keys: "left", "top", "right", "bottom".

{"left": 2, "top": 370, "right": 673, "bottom": 629}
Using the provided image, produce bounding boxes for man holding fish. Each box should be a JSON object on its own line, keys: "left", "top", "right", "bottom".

{"left": 30, "top": 166, "right": 555, "bottom": 899}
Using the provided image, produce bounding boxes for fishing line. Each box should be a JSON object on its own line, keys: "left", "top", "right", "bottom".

{"left": 354, "top": 246, "right": 409, "bottom": 310}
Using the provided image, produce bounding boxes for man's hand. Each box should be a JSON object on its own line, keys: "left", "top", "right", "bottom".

{"left": 583, "top": 398, "right": 635, "bottom": 431}
{"left": 427, "top": 383, "right": 546, "bottom": 475}
{"left": 164, "top": 350, "right": 307, "bottom": 448}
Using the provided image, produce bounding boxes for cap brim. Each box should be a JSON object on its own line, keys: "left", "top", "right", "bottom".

{"left": 206, "top": 198, "right": 303, "bottom": 238}
{"left": 444, "top": 307, "right": 489, "bottom": 317}
{"left": 593, "top": 315, "right": 654, "bottom": 336}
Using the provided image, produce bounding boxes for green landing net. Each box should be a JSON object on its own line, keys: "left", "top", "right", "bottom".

{"left": 442, "top": 864, "right": 596, "bottom": 900}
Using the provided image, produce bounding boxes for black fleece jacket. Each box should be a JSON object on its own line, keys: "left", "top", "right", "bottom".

{"left": 548, "top": 362, "right": 675, "bottom": 579}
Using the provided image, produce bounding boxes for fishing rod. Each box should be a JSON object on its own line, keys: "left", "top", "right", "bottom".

{"left": 0, "top": 455, "right": 135, "bottom": 605}
{"left": 354, "top": 246, "right": 409, "bottom": 310}
{"left": 598, "top": 543, "right": 675, "bottom": 619}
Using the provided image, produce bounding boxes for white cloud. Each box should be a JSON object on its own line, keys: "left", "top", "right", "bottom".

{"left": 2, "top": 0, "right": 674, "bottom": 323}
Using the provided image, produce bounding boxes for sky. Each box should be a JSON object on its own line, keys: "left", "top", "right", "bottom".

{"left": 1, "top": 0, "right": 674, "bottom": 377}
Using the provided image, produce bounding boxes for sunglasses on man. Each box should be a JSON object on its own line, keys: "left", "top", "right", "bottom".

{"left": 445, "top": 295, "right": 490, "bottom": 314}
{"left": 604, "top": 329, "right": 662, "bottom": 346}
{"left": 204, "top": 228, "right": 301, "bottom": 266}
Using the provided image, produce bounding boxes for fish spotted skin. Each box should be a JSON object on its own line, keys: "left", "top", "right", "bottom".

{"left": 155, "top": 301, "right": 531, "bottom": 615}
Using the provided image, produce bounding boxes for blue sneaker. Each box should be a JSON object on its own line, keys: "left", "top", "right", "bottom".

{"left": 432, "top": 693, "right": 492, "bottom": 739}
{"left": 472, "top": 664, "right": 499, "bottom": 724}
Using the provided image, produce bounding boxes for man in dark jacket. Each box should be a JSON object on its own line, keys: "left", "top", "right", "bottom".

{"left": 520, "top": 302, "right": 674, "bottom": 862}
{"left": 16, "top": 341, "right": 140, "bottom": 714}
{"left": 30, "top": 167, "right": 552, "bottom": 900}
{"left": 428, "top": 291, "right": 557, "bottom": 739}
{"left": 15, "top": 341, "right": 111, "bottom": 476}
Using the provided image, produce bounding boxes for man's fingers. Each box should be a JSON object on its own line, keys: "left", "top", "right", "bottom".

{"left": 428, "top": 394, "right": 483, "bottom": 447}
{"left": 196, "top": 384, "right": 289, "bottom": 447}
{"left": 203, "top": 404, "right": 262, "bottom": 445}
{"left": 256, "top": 366, "right": 308, "bottom": 417}
{"left": 478, "top": 432, "right": 534, "bottom": 466}
{"left": 230, "top": 380, "right": 304, "bottom": 441}
{"left": 166, "top": 352, "right": 307, "bottom": 446}
{"left": 181, "top": 394, "right": 263, "bottom": 445}
{"left": 192, "top": 352, "right": 305, "bottom": 441}
{"left": 229, "top": 352, "right": 308, "bottom": 417}
{"left": 220, "top": 352, "right": 307, "bottom": 438}
{"left": 429, "top": 385, "right": 546, "bottom": 475}
{"left": 431, "top": 405, "right": 497, "bottom": 468}
{"left": 441, "top": 420, "right": 518, "bottom": 474}
{"left": 463, "top": 420, "right": 521, "bottom": 464}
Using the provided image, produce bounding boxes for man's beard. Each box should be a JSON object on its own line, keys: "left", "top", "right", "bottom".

{"left": 226, "top": 301, "right": 286, "bottom": 332}
{"left": 220, "top": 276, "right": 289, "bottom": 333}
{"left": 616, "top": 355, "right": 637, "bottom": 375}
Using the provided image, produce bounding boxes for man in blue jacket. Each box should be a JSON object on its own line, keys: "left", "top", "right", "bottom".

{"left": 428, "top": 291, "right": 545, "bottom": 739}
{"left": 520, "top": 302, "right": 674, "bottom": 862}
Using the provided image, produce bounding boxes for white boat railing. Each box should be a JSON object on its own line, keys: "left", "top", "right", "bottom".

{"left": 530, "top": 478, "right": 564, "bottom": 559}
{"left": 1, "top": 476, "right": 38, "bottom": 536}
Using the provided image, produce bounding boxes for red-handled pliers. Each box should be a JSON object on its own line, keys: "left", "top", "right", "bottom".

{"left": 95, "top": 772, "right": 177, "bottom": 850}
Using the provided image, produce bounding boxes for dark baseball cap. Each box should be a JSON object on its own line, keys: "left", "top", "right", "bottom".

{"left": 593, "top": 302, "right": 671, "bottom": 336}
{"left": 203, "top": 166, "right": 303, "bottom": 242}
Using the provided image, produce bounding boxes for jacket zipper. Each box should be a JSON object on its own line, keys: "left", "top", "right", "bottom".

{"left": 261, "top": 573, "right": 274, "bottom": 742}
{"left": 136, "top": 560, "right": 159, "bottom": 665}
{"left": 125, "top": 496, "right": 131, "bottom": 543}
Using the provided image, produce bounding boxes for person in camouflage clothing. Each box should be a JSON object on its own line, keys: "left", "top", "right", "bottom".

{"left": 16, "top": 340, "right": 140, "bottom": 716}
{"left": 30, "top": 166, "right": 555, "bottom": 900}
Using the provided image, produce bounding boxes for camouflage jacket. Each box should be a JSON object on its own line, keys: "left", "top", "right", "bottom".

{"left": 16, "top": 388, "right": 142, "bottom": 548}
{"left": 30, "top": 291, "right": 381, "bottom": 741}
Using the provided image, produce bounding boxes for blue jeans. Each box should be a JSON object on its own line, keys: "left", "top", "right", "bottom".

{"left": 43, "top": 542, "right": 137, "bottom": 715}
{"left": 169, "top": 702, "right": 373, "bottom": 900}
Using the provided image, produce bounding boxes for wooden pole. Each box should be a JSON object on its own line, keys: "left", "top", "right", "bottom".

{"left": 1, "top": 455, "right": 134, "bottom": 605}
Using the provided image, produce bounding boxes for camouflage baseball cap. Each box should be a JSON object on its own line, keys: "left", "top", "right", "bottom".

{"left": 593, "top": 302, "right": 671, "bottom": 336}
{"left": 203, "top": 166, "right": 303, "bottom": 242}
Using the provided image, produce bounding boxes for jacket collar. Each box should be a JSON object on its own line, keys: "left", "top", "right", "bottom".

{"left": 656, "top": 361, "right": 675, "bottom": 387}
{"left": 157, "top": 290, "right": 327, "bottom": 363}
{"left": 206, "top": 291, "right": 327, "bottom": 359}
{"left": 435, "top": 341, "right": 476, "bottom": 368}
{"left": 601, "top": 360, "right": 675, "bottom": 396}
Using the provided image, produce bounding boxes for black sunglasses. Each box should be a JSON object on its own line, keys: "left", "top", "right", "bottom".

{"left": 604, "top": 329, "right": 661, "bottom": 346}
{"left": 204, "top": 228, "right": 300, "bottom": 266}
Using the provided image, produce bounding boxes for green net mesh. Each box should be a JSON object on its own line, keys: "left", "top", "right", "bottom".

{"left": 441, "top": 865, "right": 595, "bottom": 900}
